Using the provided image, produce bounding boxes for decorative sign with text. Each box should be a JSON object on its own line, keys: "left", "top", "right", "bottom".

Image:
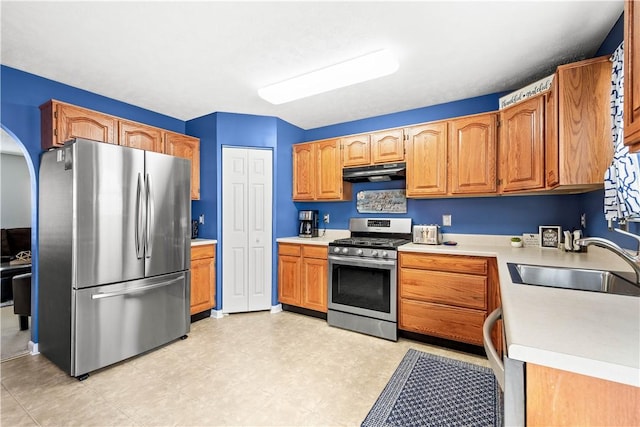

{"left": 499, "top": 74, "right": 554, "bottom": 110}
{"left": 356, "top": 189, "right": 407, "bottom": 213}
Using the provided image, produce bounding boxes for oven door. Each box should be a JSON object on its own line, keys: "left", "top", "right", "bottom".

{"left": 327, "top": 254, "right": 396, "bottom": 322}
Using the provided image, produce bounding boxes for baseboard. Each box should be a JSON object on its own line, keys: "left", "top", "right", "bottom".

{"left": 190, "top": 309, "right": 211, "bottom": 323}
{"left": 28, "top": 341, "right": 39, "bottom": 355}
{"left": 270, "top": 304, "right": 282, "bottom": 314}
{"left": 281, "top": 304, "right": 327, "bottom": 320}
{"left": 211, "top": 309, "right": 224, "bottom": 319}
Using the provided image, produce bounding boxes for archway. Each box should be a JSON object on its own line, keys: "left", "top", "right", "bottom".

{"left": 1, "top": 125, "right": 38, "bottom": 359}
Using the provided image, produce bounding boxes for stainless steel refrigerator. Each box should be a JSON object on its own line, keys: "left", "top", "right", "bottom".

{"left": 39, "top": 138, "right": 191, "bottom": 378}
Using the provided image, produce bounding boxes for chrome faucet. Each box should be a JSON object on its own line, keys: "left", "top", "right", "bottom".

{"left": 576, "top": 229, "right": 640, "bottom": 285}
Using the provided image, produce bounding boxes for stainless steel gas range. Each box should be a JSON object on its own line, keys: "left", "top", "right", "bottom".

{"left": 327, "top": 218, "right": 412, "bottom": 341}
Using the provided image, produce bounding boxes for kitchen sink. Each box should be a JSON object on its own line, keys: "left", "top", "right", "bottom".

{"left": 507, "top": 263, "right": 640, "bottom": 297}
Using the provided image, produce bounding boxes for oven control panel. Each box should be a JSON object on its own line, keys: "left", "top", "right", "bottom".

{"left": 330, "top": 246, "right": 396, "bottom": 259}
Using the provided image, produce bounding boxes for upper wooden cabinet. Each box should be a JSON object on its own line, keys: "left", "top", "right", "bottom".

{"left": 40, "top": 99, "right": 202, "bottom": 200}
{"left": 554, "top": 57, "right": 613, "bottom": 189}
{"left": 624, "top": 0, "right": 640, "bottom": 149}
{"left": 164, "top": 132, "right": 201, "bottom": 200}
{"left": 292, "top": 142, "right": 316, "bottom": 201}
{"left": 499, "top": 57, "right": 612, "bottom": 194}
{"left": 119, "top": 120, "right": 163, "bottom": 152}
{"left": 40, "top": 100, "right": 118, "bottom": 149}
{"left": 316, "top": 139, "right": 348, "bottom": 200}
{"left": 370, "top": 129, "right": 405, "bottom": 164}
{"left": 406, "top": 122, "right": 448, "bottom": 197}
{"left": 292, "top": 139, "right": 352, "bottom": 201}
{"left": 342, "top": 129, "right": 405, "bottom": 168}
{"left": 449, "top": 113, "right": 497, "bottom": 194}
{"left": 342, "top": 134, "right": 371, "bottom": 167}
{"left": 499, "top": 95, "right": 546, "bottom": 193}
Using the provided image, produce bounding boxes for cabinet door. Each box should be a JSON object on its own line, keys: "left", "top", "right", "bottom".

{"left": 557, "top": 57, "right": 612, "bottom": 186}
{"left": 526, "top": 363, "right": 640, "bottom": 426}
{"left": 278, "top": 254, "right": 301, "bottom": 306}
{"left": 292, "top": 143, "right": 316, "bottom": 200}
{"left": 499, "top": 95, "right": 545, "bottom": 192}
{"left": 625, "top": 0, "right": 640, "bottom": 148}
{"left": 119, "top": 120, "right": 163, "bottom": 152}
{"left": 371, "top": 129, "right": 405, "bottom": 164}
{"left": 406, "top": 122, "right": 448, "bottom": 196}
{"left": 545, "top": 76, "right": 560, "bottom": 188}
{"left": 302, "top": 256, "right": 328, "bottom": 312}
{"left": 317, "top": 139, "right": 348, "bottom": 200}
{"left": 164, "top": 132, "right": 200, "bottom": 200}
{"left": 449, "top": 114, "right": 497, "bottom": 194}
{"left": 342, "top": 134, "right": 370, "bottom": 167}
{"left": 53, "top": 101, "right": 117, "bottom": 147}
{"left": 190, "top": 256, "right": 215, "bottom": 315}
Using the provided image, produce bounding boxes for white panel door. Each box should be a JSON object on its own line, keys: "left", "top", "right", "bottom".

{"left": 222, "top": 147, "right": 272, "bottom": 313}
{"left": 247, "top": 149, "right": 272, "bottom": 310}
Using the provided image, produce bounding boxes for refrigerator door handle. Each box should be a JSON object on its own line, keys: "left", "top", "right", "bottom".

{"left": 91, "top": 277, "right": 182, "bottom": 300}
{"left": 135, "top": 173, "right": 144, "bottom": 259}
{"left": 145, "top": 173, "right": 155, "bottom": 259}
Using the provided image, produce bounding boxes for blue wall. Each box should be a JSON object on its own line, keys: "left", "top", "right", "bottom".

{"left": 186, "top": 112, "right": 304, "bottom": 307}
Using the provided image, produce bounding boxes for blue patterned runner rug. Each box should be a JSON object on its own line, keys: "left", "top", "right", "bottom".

{"left": 362, "top": 349, "right": 503, "bottom": 427}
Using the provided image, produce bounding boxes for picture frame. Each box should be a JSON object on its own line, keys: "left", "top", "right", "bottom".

{"left": 539, "top": 226, "right": 562, "bottom": 249}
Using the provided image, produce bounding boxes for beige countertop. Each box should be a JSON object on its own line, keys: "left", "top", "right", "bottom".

{"left": 276, "top": 229, "right": 349, "bottom": 246}
{"left": 191, "top": 238, "right": 217, "bottom": 246}
{"left": 399, "top": 235, "right": 640, "bottom": 387}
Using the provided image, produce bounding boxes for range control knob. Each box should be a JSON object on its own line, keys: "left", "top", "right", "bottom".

{"left": 381, "top": 251, "right": 388, "bottom": 258}
{"left": 371, "top": 250, "right": 378, "bottom": 257}
{"left": 341, "top": 248, "right": 349, "bottom": 255}
{"left": 333, "top": 247, "right": 341, "bottom": 254}
{"left": 356, "top": 249, "right": 363, "bottom": 256}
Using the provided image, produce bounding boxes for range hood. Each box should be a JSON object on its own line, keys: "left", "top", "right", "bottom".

{"left": 343, "top": 162, "right": 406, "bottom": 183}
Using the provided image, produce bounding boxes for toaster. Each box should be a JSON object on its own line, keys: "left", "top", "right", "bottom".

{"left": 413, "top": 225, "right": 442, "bottom": 245}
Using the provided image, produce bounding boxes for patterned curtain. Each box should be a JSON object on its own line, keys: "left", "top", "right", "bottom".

{"left": 604, "top": 42, "right": 640, "bottom": 221}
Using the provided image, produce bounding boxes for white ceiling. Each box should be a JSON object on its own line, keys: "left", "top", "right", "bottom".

{"left": 1, "top": 1, "right": 624, "bottom": 130}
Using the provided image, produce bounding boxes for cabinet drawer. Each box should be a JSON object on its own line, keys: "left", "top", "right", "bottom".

{"left": 278, "top": 243, "right": 301, "bottom": 256}
{"left": 192, "top": 244, "right": 214, "bottom": 260}
{"left": 301, "top": 245, "right": 327, "bottom": 259}
{"left": 400, "top": 253, "right": 488, "bottom": 275}
{"left": 399, "top": 298, "right": 485, "bottom": 345}
{"left": 400, "top": 268, "right": 487, "bottom": 310}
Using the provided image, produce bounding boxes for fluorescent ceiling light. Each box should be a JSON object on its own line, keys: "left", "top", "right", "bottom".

{"left": 258, "top": 49, "right": 399, "bottom": 105}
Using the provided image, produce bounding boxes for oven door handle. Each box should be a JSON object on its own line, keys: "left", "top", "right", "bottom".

{"left": 328, "top": 255, "right": 396, "bottom": 268}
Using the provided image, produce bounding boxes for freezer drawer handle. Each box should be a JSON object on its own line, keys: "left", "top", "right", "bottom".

{"left": 91, "top": 277, "right": 182, "bottom": 300}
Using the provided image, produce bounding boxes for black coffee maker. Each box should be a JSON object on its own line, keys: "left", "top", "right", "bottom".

{"left": 298, "top": 210, "right": 319, "bottom": 238}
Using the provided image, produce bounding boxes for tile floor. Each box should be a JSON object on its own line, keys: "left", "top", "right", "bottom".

{"left": 1, "top": 311, "right": 489, "bottom": 426}
{"left": 1, "top": 304, "right": 31, "bottom": 361}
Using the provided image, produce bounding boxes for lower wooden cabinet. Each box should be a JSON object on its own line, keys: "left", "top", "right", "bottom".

{"left": 398, "top": 252, "right": 501, "bottom": 350}
{"left": 526, "top": 363, "right": 640, "bottom": 426}
{"left": 190, "top": 243, "right": 216, "bottom": 315}
{"left": 278, "top": 243, "right": 328, "bottom": 312}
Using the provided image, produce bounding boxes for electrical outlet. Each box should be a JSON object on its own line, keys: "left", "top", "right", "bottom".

{"left": 323, "top": 213, "right": 330, "bottom": 224}
{"left": 442, "top": 214, "right": 452, "bottom": 227}
{"left": 199, "top": 214, "right": 205, "bottom": 225}
{"left": 580, "top": 213, "right": 587, "bottom": 228}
